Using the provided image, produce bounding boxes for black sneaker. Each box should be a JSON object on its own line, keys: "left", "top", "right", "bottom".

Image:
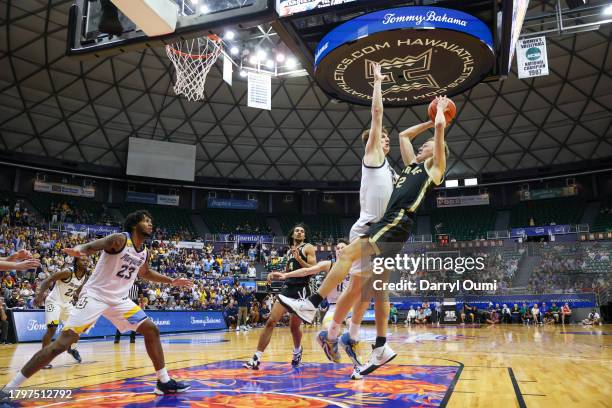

{"left": 67, "top": 348, "right": 82, "bottom": 363}
{"left": 291, "top": 346, "right": 303, "bottom": 367}
{"left": 154, "top": 379, "right": 191, "bottom": 395}
{"left": 243, "top": 355, "right": 260, "bottom": 370}
{"left": 0, "top": 387, "right": 11, "bottom": 404}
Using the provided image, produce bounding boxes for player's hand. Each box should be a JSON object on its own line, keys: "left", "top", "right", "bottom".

{"left": 63, "top": 246, "right": 87, "bottom": 258}
{"left": 11, "top": 249, "right": 33, "bottom": 261}
{"left": 14, "top": 258, "right": 41, "bottom": 271}
{"left": 436, "top": 95, "right": 450, "bottom": 112}
{"left": 371, "top": 62, "right": 385, "bottom": 82}
{"left": 172, "top": 278, "right": 193, "bottom": 287}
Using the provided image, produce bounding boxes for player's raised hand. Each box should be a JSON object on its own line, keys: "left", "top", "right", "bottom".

{"left": 63, "top": 246, "right": 87, "bottom": 258}
{"left": 436, "top": 95, "right": 450, "bottom": 112}
{"left": 12, "top": 249, "right": 33, "bottom": 261}
{"left": 171, "top": 278, "right": 193, "bottom": 287}
{"left": 14, "top": 258, "right": 41, "bottom": 271}
{"left": 371, "top": 62, "right": 384, "bottom": 82}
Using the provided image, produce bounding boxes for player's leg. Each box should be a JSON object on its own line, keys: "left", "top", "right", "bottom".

{"left": 60, "top": 304, "right": 82, "bottom": 363}
{"left": 279, "top": 238, "right": 373, "bottom": 323}
{"left": 41, "top": 325, "right": 57, "bottom": 348}
{"left": 3, "top": 296, "right": 104, "bottom": 389}
{"left": 360, "top": 270, "right": 396, "bottom": 376}
{"left": 244, "top": 300, "right": 286, "bottom": 369}
{"left": 289, "top": 314, "right": 303, "bottom": 367}
{"left": 318, "top": 274, "right": 367, "bottom": 364}
{"left": 106, "top": 298, "right": 189, "bottom": 394}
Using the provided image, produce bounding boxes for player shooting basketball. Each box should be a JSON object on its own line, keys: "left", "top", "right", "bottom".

{"left": 280, "top": 95, "right": 452, "bottom": 376}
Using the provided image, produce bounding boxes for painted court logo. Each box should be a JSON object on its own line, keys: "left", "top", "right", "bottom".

{"left": 314, "top": 6, "right": 495, "bottom": 106}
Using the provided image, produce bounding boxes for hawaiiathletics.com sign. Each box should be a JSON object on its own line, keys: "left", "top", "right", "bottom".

{"left": 314, "top": 7, "right": 495, "bottom": 106}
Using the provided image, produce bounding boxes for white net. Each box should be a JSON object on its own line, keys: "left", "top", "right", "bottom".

{"left": 165, "top": 35, "right": 223, "bottom": 101}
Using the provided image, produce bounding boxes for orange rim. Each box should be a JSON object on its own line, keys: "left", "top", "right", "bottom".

{"left": 167, "top": 34, "right": 222, "bottom": 60}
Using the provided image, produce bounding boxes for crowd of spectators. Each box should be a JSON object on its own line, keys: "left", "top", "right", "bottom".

{"left": 0, "top": 199, "right": 36, "bottom": 227}
{"left": 528, "top": 243, "right": 611, "bottom": 294}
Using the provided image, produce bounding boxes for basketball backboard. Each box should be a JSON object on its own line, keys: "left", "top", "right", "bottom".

{"left": 67, "top": 0, "right": 275, "bottom": 58}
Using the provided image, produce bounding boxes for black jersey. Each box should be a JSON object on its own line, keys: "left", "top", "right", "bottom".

{"left": 386, "top": 160, "right": 439, "bottom": 214}
{"left": 285, "top": 243, "right": 310, "bottom": 287}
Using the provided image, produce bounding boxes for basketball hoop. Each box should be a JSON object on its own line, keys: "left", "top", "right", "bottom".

{"left": 166, "top": 34, "right": 223, "bottom": 101}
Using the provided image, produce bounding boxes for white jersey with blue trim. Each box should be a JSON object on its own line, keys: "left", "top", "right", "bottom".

{"left": 79, "top": 232, "right": 148, "bottom": 303}
{"left": 47, "top": 267, "right": 86, "bottom": 305}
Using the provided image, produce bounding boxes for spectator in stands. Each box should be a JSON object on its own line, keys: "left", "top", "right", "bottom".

{"left": 0, "top": 296, "right": 8, "bottom": 344}
{"left": 423, "top": 302, "right": 432, "bottom": 323}
{"left": 461, "top": 303, "right": 476, "bottom": 324}
{"left": 582, "top": 310, "right": 601, "bottom": 325}
{"left": 234, "top": 286, "right": 250, "bottom": 332}
{"left": 522, "top": 304, "right": 532, "bottom": 325}
{"left": 550, "top": 303, "right": 560, "bottom": 323}
{"left": 223, "top": 301, "right": 237, "bottom": 329}
{"left": 561, "top": 303, "right": 572, "bottom": 324}
{"left": 406, "top": 306, "right": 416, "bottom": 325}
{"left": 248, "top": 263, "right": 257, "bottom": 279}
{"left": 389, "top": 304, "right": 398, "bottom": 325}
{"left": 532, "top": 303, "right": 542, "bottom": 325}
{"left": 415, "top": 307, "right": 427, "bottom": 324}
{"left": 501, "top": 304, "right": 511, "bottom": 324}
{"left": 249, "top": 301, "right": 260, "bottom": 327}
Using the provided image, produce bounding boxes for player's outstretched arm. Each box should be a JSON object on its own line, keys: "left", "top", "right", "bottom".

{"left": 429, "top": 96, "right": 449, "bottom": 185}
{"left": 364, "top": 62, "right": 386, "bottom": 167}
{"left": 63, "top": 233, "right": 126, "bottom": 257}
{"left": 1, "top": 249, "right": 34, "bottom": 262}
{"left": 138, "top": 263, "right": 193, "bottom": 287}
{"left": 399, "top": 120, "right": 434, "bottom": 165}
{"left": 0, "top": 258, "right": 41, "bottom": 272}
{"left": 34, "top": 270, "right": 72, "bottom": 306}
{"left": 270, "top": 260, "right": 332, "bottom": 280}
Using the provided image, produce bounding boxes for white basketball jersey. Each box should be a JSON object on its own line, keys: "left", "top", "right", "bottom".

{"left": 47, "top": 268, "right": 86, "bottom": 305}
{"left": 350, "top": 158, "right": 397, "bottom": 239}
{"left": 80, "top": 233, "right": 148, "bottom": 303}
{"left": 326, "top": 261, "right": 350, "bottom": 304}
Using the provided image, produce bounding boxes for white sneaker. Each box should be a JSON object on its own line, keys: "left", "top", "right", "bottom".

{"left": 236, "top": 327, "right": 240, "bottom": 332}
{"left": 277, "top": 295, "right": 316, "bottom": 324}
{"left": 350, "top": 366, "right": 363, "bottom": 380}
{"left": 359, "top": 344, "right": 397, "bottom": 376}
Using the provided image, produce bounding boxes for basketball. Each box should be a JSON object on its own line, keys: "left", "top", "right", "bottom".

{"left": 428, "top": 98, "right": 457, "bottom": 123}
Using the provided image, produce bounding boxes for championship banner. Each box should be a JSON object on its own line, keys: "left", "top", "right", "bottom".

{"left": 511, "top": 225, "right": 571, "bottom": 237}
{"left": 176, "top": 241, "right": 205, "bottom": 249}
{"left": 516, "top": 36, "right": 549, "bottom": 79}
{"left": 11, "top": 310, "right": 227, "bottom": 342}
{"left": 34, "top": 180, "right": 95, "bottom": 198}
{"left": 437, "top": 194, "right": 490, "bottom": 208}
{"left": 207, "top": 198, "right": 258, "bottom": 210}
{"left": 313, "top": 6, "right": 495, "bottom": 106}
{"left": 520, "top": 186, "right": 577, "bottom": 201}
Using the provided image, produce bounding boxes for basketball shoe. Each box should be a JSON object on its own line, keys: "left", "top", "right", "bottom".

{"left": 339, "top": 332, "right": 361, "bottom": 366}
{"left": 317, "top": 331, "right": 341, "bottom": 363}
{"left": 278, "top": 295, "right": 316, "bottom": 324}
{"left": 291, "top": 346, "right": 303, "bottom": 367}
{"left": 154, "top": 379, "right": 191, "bottom": 395}
{"left": 243, "top": 354, "right": 261, "bottom": 370}
{"left": 359, "top": 344, "right": 397, "bottom": 376}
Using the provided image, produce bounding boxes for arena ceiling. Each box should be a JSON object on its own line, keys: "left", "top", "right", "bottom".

{"left": 1, "top": 0, "right": 611, "bottom": 184}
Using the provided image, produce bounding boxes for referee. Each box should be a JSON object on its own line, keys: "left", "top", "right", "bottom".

{"left": 114, "top": 282, "right": 140, "bottom": 344}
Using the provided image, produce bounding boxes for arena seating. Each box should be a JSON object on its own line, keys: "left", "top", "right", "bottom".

{"left": 278, "top": 214, "right": 344, "bottom": 242}
{"left": 28, "top": 193, "right": 107, "bottom": 225}
{"left": 509, "top": 197, "right": 585, "bottom": 228}
{"left": 592, "top": 198, "right": 612, "bottom": 232}
{"left": 201, "top": 210, "right": 270, "bottom": 234}
{"left": 120, "top": 203, "right": 195, "bottom": 237}
{"left": 430, "top": 206, "right": 496, "bottom": 241}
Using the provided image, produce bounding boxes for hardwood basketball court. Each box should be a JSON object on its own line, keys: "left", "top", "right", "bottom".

{"left": 1, "top": 324, "right": 610, "bottom": 407}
